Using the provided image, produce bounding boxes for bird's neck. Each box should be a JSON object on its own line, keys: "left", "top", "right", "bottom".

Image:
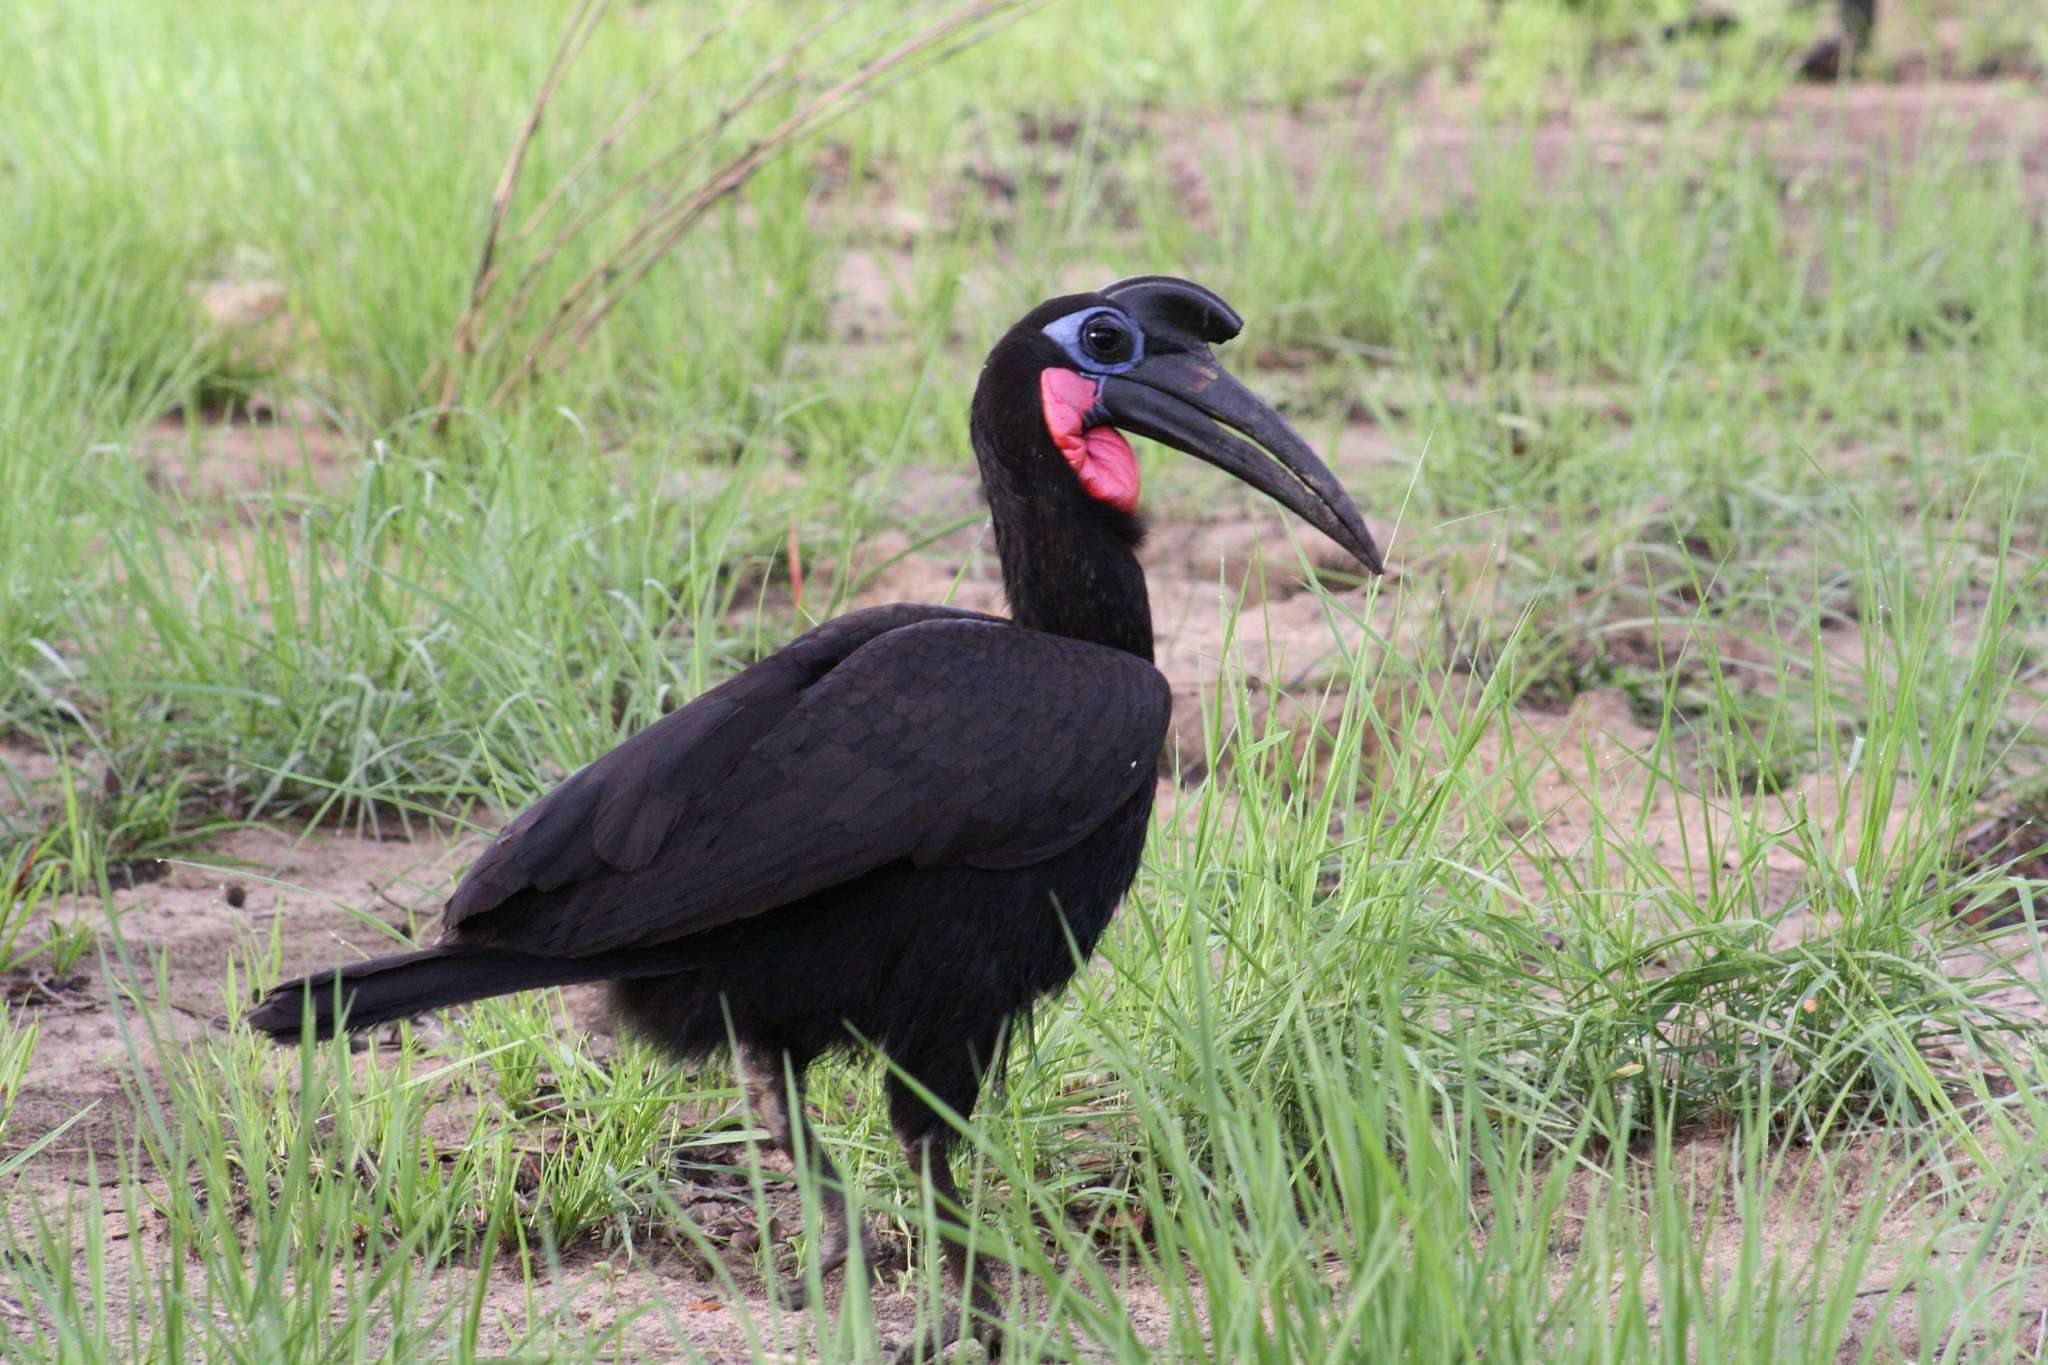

{"left": 994, "top": 501, "right": 1154, "bottom": 660}
{"left": 973, "top": 417, "right": 1154, "bottom": 661}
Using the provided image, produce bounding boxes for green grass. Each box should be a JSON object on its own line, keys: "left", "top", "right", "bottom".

{"left": 4, "top": 0, "right": 2048, "bottom": 1359}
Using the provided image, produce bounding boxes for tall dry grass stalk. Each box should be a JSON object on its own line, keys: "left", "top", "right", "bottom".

{"left": 423, "top": 0, "right": 1040, "bottom": 415}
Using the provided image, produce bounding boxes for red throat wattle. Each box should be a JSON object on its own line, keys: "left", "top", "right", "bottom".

{"left": 1040, "top": 368, "right": 1139, "bottom": 513}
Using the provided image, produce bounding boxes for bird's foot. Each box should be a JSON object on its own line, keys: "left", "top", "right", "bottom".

{"left": 887, "top": 1307, "right": 985, "bottom": 1364}
{"left": 775, "top": 1274, "right": 816, "bottom": 1312}
{"left": 887, "top": 1285, "right": 1030, "bottom": 1363}
{"left": 776, "top": 1226, "right": 883, "bottom": 1311}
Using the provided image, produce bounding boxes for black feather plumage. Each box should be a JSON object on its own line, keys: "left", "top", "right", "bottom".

{"left": 249, "top": 277, "right": 1382, "bottom": 1360}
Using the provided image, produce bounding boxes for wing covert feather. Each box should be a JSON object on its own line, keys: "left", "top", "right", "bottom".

{"left": 445, "top": 612, "right": 1169, "bottom": 957}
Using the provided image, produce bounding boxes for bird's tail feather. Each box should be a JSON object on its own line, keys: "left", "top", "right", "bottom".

{"left": 246, "top": 944, "right": 689, "bottom": 1043}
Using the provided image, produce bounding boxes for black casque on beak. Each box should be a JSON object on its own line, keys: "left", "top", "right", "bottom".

{"left": 1087, "top": 278, "right": 1384, "bottom": 574}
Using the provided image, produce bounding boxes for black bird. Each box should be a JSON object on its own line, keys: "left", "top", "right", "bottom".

{"left": 250, "top": 276, "right": 1383, "bottom": 1358}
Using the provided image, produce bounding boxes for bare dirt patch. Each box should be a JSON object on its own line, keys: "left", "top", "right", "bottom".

{"left": 430, "top": 1199, "right": 1185, "bottom": 1362}
{"left": 135, "top": 276, "right": 354, "bottom": 503}
{"left": 138, "top": 408, "right": 352, "bottom": 504}
{"left": 0, "top": 737, "right": 69, "bottom": 823}
{"left": 1154, "top": 78, "right": 2048, "bottom": 221}
{"left": 1498, "top": 1121, "right": 2048, "bottom": 1358}
{"left": 1467, "top": 686, "right": 1917, "bottom": 924}
{"left": 2, "top": 825, "right": 477, "bottom": 1173}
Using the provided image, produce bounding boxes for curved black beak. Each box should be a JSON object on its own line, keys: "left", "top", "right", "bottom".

{"left": 1094, "top": 352, "right": 1384, "bottom": 575}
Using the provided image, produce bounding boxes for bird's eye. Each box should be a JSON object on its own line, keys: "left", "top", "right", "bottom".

{"left": 1081, "top": 318, "right": 1132, "bottom": 364}
{"left": 1040, "top": 306, "right": 1142, "bottom": 372}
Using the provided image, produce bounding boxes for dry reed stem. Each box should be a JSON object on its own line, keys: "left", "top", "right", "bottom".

{"left": 788, "top": 511, "right": 806, "bottom": 618}
{"left": 428, "top": 0, "right": 1032, "bottom": 415}
{"left": 463, "top": 3, "right": 853, "bottom": 380}
{"left": 429, "top": 0, "right": 609, "bottom": 411}
{"left": 504, "top": 6, "right": 751, "bottom": 259}
{"left": 493, "top": 0, "right": 1030, "bottom": 405}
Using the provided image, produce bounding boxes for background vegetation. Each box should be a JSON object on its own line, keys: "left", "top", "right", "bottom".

{"left": 2, "top": 0, "right": 2046, "bottom": 1359}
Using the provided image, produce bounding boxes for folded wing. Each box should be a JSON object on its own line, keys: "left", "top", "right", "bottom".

{"left": 443, "top": 606, "right": 1170, "bottom": 957}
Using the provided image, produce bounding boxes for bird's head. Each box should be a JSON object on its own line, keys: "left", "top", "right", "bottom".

{"left": 972, "top": 275, "right": 1384, "bottom": 575}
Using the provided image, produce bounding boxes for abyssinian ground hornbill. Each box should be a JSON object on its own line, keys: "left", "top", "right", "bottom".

{"left": 250, "top": 276, "right": 1383, "bottom": 1358}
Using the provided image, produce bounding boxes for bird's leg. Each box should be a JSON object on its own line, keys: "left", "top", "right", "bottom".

{"left": 736, "top": 1045, "right": 874, "bottom": 1309}
{"left": 891, "top": 1132, "right": 1008, "bottom": 1364}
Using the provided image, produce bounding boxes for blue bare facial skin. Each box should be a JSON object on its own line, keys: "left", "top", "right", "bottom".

{"left": 1040, "top": 306, "right": 1145, "bottom": 375}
